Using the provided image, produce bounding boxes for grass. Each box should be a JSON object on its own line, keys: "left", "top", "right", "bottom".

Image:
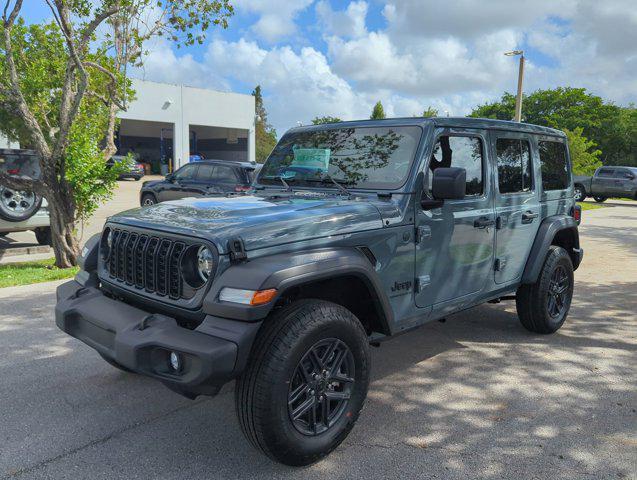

{"left": 0, "top": 258, "right": 78, "bottom": 288}
{"left": 578, "top": 202, "right": 606, "bottom": 211}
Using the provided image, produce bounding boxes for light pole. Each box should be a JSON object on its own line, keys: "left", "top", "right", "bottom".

{"left": 504, "top": 50, "right": 525, "bottom": 122}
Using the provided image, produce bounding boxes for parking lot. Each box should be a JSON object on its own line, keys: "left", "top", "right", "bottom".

{"left": 0, "top": 202, "right": 635, "bottom": 479}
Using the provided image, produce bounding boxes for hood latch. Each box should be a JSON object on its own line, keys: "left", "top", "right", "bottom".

{"left": 228, "top": 237, "right": 248, "bottom": 263}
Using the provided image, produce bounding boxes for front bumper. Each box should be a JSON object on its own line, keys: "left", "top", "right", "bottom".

{"left": 55, "top": 280, "right": 261, "bottom": 398}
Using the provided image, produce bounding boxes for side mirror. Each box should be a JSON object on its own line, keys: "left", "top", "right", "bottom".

{"left": 165, "top": 173, "right": 175, "bottom": 182}
{"left": 625, "top": 173, "right": 635, "bottom": 180}
{"left": 421, "top": 167, "right": 466, "bottom": 209}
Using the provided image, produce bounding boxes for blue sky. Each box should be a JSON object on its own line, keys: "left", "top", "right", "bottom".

{"left": 19, "top": 1, "right": 637, "bottom": 134}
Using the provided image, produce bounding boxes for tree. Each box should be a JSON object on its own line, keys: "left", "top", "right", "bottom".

{"left": 422, "top": 106, "right": 438, "bottom": 118}
{"left": 252, "top": 85, "right": 277, "bottom": 163}
{"left": 370, "top": 101, "right": 385, "bottom": 119}
{"left": 565, "top": 127, "right": 602, "bottom": 175}
{"left": 0, "top": 1, "right": 233, "bottom": 267}
{"left": 470, "top": 87, "right": 636, "bottom": 167}
{"left": 312, "top": 116, "right": 342, "bottom": 125}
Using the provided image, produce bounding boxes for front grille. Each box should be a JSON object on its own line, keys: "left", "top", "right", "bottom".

{"left": 105, "top": 228, "right": 187, "bottom": 299}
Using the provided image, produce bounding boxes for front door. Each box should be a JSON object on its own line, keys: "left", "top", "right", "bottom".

{"left": 161, "top": 163, "right": 200, "bottom": 201}
{"left": 492, "top": 132, "right": 541, "bottom": 284}
{"left": 415, "top": 128, "right": 496, "bottom": 309}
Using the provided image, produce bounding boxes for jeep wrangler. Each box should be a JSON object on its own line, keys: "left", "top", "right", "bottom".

{"left": 56, "top": 118, "right": 583, "bottom": 466}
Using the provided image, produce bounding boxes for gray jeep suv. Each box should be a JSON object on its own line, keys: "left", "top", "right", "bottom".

{"left": 55, "top": 118, "right": 583, "bottom": 466}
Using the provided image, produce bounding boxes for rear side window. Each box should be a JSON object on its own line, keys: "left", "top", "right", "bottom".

{"left": 496, "top": 138, "right": 533, "bottom": 194}
{"left": 429, "top": 136, "right": 484, "bottom": 196}
{"left": 196, "top": 163, "right": 215, "bottom": 180}
{"left": 211, "top": 166, "right": 238, "bottom": 182}
{"left": 538, "top": 140, "right": 569, "bottom": 191}
{"left": 597, "top": 168, "right": 615, "bottom": 177}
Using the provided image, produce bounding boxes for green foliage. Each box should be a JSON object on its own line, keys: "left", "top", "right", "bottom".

{"left": 470, "top": 87, "right": 637, "bottom": 167}
{"left": 370, "top": 101, "right": 386, "bottom": 119}
{"left": 312, "top": 116, "right": 342, "bottom": 125}
{"left": 565, "top": 127, "right": 602, "bottom": 176}
{"left": 422, "top": 106, "right": 438, "bottom": 118}
{"left": 253, "top": 85, "right": 277, "bottom": 163}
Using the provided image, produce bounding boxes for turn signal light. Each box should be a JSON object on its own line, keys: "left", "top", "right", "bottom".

{"left": 571, "top": 205, "right": 582, "bottom": 224}
{"left": 219, "top": 287, "right": 277, "bottom": 305}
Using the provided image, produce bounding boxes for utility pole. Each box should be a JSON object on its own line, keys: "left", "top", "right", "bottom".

{"left": 504, "top": 50, "right": 525, "bottom": 122}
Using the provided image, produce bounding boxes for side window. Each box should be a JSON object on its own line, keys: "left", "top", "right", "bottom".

{"left": 428, "top": 135, "right": 483, "bottom": 196}
{"left": 496, "top": 138, "right": 533, "bottom": 194}
{"left": 597, "top": 168, "right": 615, "bottom": 177}
{"left": 196, "top": 163, "right": 214, "bottom": 180}
{"left": 211, "top": 166, "right": 238, "bottom": 182}
{"left": 538, "top": 140, "right": 569, "bottom": 191}
{"left": 173, "top": 164, "right": 197, "bottom": 180}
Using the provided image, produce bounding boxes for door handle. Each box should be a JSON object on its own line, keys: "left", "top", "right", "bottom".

{"left": 521, "top": 211, "right": 539, "bottom": 223}
{"left": 474, "top": 217, "right": 495, "bottom": 229}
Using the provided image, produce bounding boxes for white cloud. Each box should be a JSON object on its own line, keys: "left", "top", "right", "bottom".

{"left": 316, "top": 0, "right": 368, "bottom": 38}
{"left": 232, "top": 0, "right": 314, "bottom": 43}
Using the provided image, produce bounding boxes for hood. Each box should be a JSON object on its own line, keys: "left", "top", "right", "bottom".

{"left": 108, "top": 193, "right": 387, "bottom": 253}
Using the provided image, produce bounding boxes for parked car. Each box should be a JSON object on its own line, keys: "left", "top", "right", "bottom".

{"left": 139, "top": 159, "right": 256, "bottom": 206}
{"left": 56, "top": 118, "right": 583, "bottom": 466}
{"left": 106, "top": 154, "right": 145, "bottom": 181}
{"left": 0, "top": 149, "right": 51, "bottom": 245}
{"left": 573, "top": 166, "right": 637, "bottom": 202}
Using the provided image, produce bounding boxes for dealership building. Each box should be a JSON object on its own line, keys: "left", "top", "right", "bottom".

{"left": 1, "top": 79, "right": 257, "bottom": 172}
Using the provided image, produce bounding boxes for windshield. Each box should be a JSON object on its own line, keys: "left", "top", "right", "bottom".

{"left": 257, "top": 126, "right": 422, "bottom": 190}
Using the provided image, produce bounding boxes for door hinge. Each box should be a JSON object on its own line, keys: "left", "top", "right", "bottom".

{"left": 228, "top": 237, "right": 248, "bottom": 263}
{"left": 494, "top": 258, "right": 506, "bottom": 271}
{"left": 496, "top": 216, "right": 507, "bottom": 230}
{"left": 416, "top": 225, "right": 431, "bottom": 243}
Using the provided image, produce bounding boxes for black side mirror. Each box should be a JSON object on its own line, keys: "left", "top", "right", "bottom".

{"left": 421, "top": 167, "right": 466, "bottom": 209}
{"left": 165, "top": 173, "right": 175, "bottom": 182}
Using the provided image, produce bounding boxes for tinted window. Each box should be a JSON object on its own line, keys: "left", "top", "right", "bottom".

{"left": 428, "top": 136, "right": 483, "bottom": 195}
{"left": 173, "top": 164, "right": 197, "bottom": 180}
{"left": 614, "top": 169, "right": 634, "bottom": 179}
{"left": 196, "top": 163, "right": 215, "bottom": 180}
{"left": 538, "top": 140, "right": 569, "bottom": 191}
{"left": 259, "top": 126, "right": 422, "bottom": 190}
{"left": 597, "top": 168, "right": 614, "bottom": 177}
{"left": 496, "top": 138, "right": 533, "bottom": 194}
{"left": 211, "top": 166, "right": 238, "bottom": 182}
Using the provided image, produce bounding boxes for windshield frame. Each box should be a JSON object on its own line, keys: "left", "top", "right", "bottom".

{"left": 255, "top": 124, "right": 425, "bottom": 192}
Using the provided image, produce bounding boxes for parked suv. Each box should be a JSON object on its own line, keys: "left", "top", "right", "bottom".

{"left": 139, "top": 159, "right": 256, "bottom": 206}
{"left": 574, "top": 166, "right": 637, "bottom": 202}
{"left": 56, "top": 118, "right": 583, "bottom": 466}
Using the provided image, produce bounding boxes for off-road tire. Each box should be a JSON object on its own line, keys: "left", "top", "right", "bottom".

{"left": 593, "top": 196, "right": 606, "bottom": 203}
{"left": 141, "top": 193, "right": 157, "bottom": 207}
{"left": 235, "top": 299, "right": 370, "bottom": 466}
{"left": 573, "top": 184, "right": 586, "bottom": 202}
{"left": 99, "top": 353, "right": 135, "bottom": 373}
{"left": 516, "top": 246, "right": 574, "bottom": 334}
{"left": 34, "top": 227, "right": 52, "bottom": 246}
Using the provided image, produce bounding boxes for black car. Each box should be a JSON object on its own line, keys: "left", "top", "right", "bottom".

{"left": 140, "top": 160, "right": 256, "bottom": 206}
{"left": 107, "top": 155, "right": 145, "bottom": 181}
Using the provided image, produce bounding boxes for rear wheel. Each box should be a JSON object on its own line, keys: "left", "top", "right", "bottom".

{"left": 34, "top": 227, "right": 52, "bottom": 246}
{"left": 593, "top": 196, "right": 606, "bottom": 203}
{"left": 516, "top": 246, "right": 574, "bottom": 334}
{"left": 573, "top": 185, "right": 586, "bottom": 202}
{"left": 235, "top": 299, "right": 370, "bottom": 466}
{"left": 141, "top": 193, "right": 157, "bottom": 206}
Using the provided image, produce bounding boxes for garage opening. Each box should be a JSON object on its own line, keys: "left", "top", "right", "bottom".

{"left": 116, "top": 119, "right": 174, "bottom": 174}
{"left": 189, "top": 125, "right": 249, "bottom": 163}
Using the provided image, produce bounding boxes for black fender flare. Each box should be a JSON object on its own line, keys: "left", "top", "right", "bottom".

{"left": 521, "top": 215, "right": 581, "bottom": 284}
{"left": 203, "top": 248, "right": 393, "bottom": 331}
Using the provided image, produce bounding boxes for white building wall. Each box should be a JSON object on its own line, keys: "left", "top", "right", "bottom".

{"left": 119, "top": 79, "right": 255, "bottom": 168}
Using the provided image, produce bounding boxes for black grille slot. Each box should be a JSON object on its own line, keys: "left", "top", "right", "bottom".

{"left": 104, "top": 228, "right": 206, "bottom": 301}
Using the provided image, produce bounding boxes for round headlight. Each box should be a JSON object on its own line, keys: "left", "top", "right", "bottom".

{"left": 197, "top": 246, "right": 215, "bottom": 282}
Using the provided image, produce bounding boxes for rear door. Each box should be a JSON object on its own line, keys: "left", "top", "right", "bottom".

{"left": 492, "top": 132, "right": 541, "bottom": 284}
{"left": 591, "top": 167, "right": 615, "bottom": 196}
{"left": 206, "top": 165, "right": 241, "bottom": 194}
{"left": 415, "top": 128, "right": 495, "bottom": 309}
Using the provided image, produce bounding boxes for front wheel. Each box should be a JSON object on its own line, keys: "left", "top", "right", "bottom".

{"left": 235, "top": 300, "right": 370, "bottom": 466}
{"left": 516, "top": 246, "right": 574, "bottom": 334}
{"left": 593, "top": 196, "right": 607, "bottom": 203}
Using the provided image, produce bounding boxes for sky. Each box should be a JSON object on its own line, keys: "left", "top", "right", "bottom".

{"left": 20, "top": 1, "right": 637, "bottom": 136}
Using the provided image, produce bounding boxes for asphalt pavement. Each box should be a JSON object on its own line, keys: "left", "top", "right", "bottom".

{"left": 0, "top": 204, "right": 635, "bottom": 479}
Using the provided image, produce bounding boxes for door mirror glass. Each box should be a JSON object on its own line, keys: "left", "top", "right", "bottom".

{"left": 431, "top": 167, "right": 466, "bottom": 200}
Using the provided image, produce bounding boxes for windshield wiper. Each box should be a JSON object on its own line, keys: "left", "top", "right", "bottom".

{"left": 305, "top": 173, "right": 352, "bottom": 197}
{"left": 263, "top": 175, "right": 293, "bottom": 192}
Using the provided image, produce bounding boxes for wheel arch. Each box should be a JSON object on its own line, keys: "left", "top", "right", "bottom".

{"left": 203, "top": 248, "right": 393, "bottom": 336}
{"left": 521, "top": 215, "right": 581, "bottom": 284}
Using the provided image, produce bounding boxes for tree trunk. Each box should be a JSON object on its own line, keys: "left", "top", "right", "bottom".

{"left": 45, "top": 179, "right": 79, "bottom": 268}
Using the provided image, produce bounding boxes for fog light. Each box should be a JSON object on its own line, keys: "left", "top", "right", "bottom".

{"left": 169, "top": 351, "right": 181, "bottom": 372}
